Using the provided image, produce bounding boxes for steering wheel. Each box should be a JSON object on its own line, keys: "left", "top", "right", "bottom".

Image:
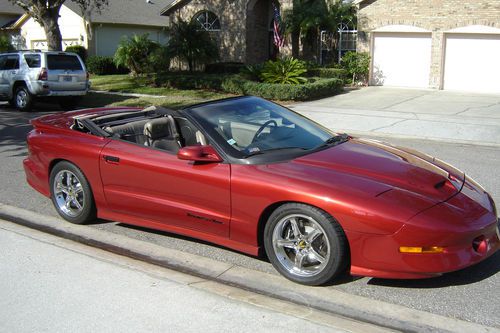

{"left": 251, "top": 120, "right": 278, "bottom": 143}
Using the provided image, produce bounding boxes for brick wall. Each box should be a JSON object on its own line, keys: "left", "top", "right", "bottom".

{"left": 357, "top": 0, "right": 500, "bottom": 88}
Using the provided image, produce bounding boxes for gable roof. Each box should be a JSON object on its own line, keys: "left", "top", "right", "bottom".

{"left": 65, "top": 0, "right": 171, "bottom": 27}
{"left": 0, "top": 2, "right": 24, "bottom": 15}
{"left": 160, "top": 0, "right": 189, "bottom": 16}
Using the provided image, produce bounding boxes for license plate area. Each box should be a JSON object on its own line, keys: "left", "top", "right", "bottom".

{"left": 59, "top": 75, "right": 74, "bottom": 82}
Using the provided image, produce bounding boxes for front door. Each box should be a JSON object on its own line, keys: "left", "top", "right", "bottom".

{"left": 99, "top": 140, "right": 231, "bottom": 237}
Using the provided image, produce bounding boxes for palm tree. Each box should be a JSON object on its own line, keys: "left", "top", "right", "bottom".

{"left": 114, "top": 34, "right": 159, "bottom": 76}
{"left": 285, "top": 0, "right": 356, "bottom": 61}
{"left": 166, "top": 19, "right": 219, "bottom": 72}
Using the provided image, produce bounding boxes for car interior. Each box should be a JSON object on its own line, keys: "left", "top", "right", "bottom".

{"left": 75, "top": 106, "right": 207, "bottom": 154}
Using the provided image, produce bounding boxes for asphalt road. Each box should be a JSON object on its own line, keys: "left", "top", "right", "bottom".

{"left": 1, "top": 103, "right": 499, "bottom": 328}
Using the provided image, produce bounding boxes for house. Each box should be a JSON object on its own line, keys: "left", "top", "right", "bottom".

{"left": 0, "top": 2, "right": 23, "bottom": 29}
{"left": 160, "top": 0, "right": 294, "bottom": 64}
{"left": 355, "top": 0, "right": 500, "bottom": 93}
{"left": 8, "top": 0, "right": 170, "bottom": 56}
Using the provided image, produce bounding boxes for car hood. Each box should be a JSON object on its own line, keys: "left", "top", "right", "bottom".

{"left": 293, "top": 138, "right": 464, "bottom": 203}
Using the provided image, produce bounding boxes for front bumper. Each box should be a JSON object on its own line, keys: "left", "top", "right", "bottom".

{"left": 349, "top": 177, "right": 499, "bottom": 279}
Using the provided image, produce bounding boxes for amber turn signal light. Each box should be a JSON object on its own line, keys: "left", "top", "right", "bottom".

{"left": 399, "top": 246, "right": 444, "bottom": 253}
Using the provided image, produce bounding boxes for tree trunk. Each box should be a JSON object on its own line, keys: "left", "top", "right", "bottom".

{"left": 291, "top": 30, "right": 300, "bottom": 58}
{"left": 41, "top": 5, "right": 63, "bottom": 51}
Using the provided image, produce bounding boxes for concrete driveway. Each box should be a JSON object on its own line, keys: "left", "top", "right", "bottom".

{"left": 291, "top": 87, "right": 500, "bottom": 146}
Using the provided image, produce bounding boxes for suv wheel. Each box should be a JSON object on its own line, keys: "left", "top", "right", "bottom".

{"left": 14, "top": 86, "right": 34, "bottom": 111}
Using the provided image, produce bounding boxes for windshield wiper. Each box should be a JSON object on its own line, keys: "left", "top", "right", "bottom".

{"left": 315, "top": 133, "right": 350, "bottom": 149}
{"left": 243, "top": 147, "right": 306, "bottom": 158}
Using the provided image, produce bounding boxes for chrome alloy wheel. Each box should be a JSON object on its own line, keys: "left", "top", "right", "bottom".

{"left": 53, "top": 170, "right": 85, "bottom": 217}
{"left": 272, "top": 214, "right": 330, "bottom": 277}
{"left": 16, "top": 90, "right": 28, "bottom": 108}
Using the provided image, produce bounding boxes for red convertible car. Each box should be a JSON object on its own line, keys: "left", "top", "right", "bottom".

{"left": 24, "top": 96, "right": 499, "bottom": 285}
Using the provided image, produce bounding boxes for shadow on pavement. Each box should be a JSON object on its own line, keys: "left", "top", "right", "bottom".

{"left": 367, "top": 251, "right": 499, "bottom": 288}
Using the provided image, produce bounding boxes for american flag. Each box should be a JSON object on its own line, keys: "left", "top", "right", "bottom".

{"left": 272, "top": 2, "right": 285, "bottom": 48}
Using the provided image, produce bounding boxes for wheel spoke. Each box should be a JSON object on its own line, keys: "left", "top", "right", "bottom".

{"left": 276, "top": 238, "right": 296, "bottom": 249}
{"left": 74, "top": 183, "right": 83, "bottom": 194}
{"left": 294, "top": 251, "right": 306, "bottom": 269}
{"left": 289, "top": 218, "right": 302, "bottom": 239}
{"left": 65, "top": 197, "right": 72, "bottom": 210}
{"left": 308, "top": 248, "right": 326, "bottom": 264}
{"left": 72, "top": 198, "right": 82, "bottom": 210}
{"left": 306, "top": 229, "right": 322, "bottom": 243}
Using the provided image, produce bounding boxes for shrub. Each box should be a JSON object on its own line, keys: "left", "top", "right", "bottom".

{"left": 149, "top": 45, "right": 171, "bottom": 73}
{"left": 222, "top": 76, "right": 343, "bottom": 101}
{"left": 260, "top": 57, "right": 308, "bottom": 84}
{"left": 65, "top": 45, "right": 88, "bottom": 62}
{"left": 167, "top": 19, "right": 219, "bottom": 72}
{"left": 0, "top": 34, "right": 14, "bottom": 52}
{"left": 154, "top": 72, "right": 226, "bottom": 90}
{"left": 205, "top": 62, "right": 245, "bottom": 74}
{"left": 240, "top": 63, "right": 264, "bottom": 81}
{"left": 341, "top": 51, "right": 370, "bottom": 84}
{"left": 307, "top": 68, "right": 348, "bottom": 80}
{"left": 86, "top": 56, "right": 129, "bottom": 75}
{"left": 114, "top": 34, "right": 160, "bottom": 76}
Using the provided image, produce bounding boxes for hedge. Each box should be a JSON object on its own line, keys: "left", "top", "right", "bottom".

{"left": 221, "top": 77, "right": 343, "bottom": 101}
{"left": 86, "top": 56, "right": 129, "bottom": 75}
{"left": 205, "top": 62, "right": 245, "bottom": 74}
{"left": 64, "top": 45, "right": 88, "bottom": 62}
{"left": 306, "top": 68, "right": 348, "bottom": 80}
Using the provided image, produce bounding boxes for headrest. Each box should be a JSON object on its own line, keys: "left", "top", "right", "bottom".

{"left": 144, "top": 117, "right": 172, "bottom": 140}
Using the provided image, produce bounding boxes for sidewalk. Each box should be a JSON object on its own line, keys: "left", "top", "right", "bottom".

{"left": 290, "top": 87, "right": 500, "bottom": 146}
{"left": 0, "top": 219, "right": 382, "bottom": 333}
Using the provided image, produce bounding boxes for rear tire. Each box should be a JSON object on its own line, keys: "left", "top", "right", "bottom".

{"left": 14, "top": 85, "right": 34, "bottom": 111}
{"left": 264, "top": 203, "right": 349, "bottom": 286}
{"left": 49, "top": 161, "right": 96, "bottom": 224}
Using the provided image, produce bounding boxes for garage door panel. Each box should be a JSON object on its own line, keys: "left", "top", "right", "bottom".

{"left": 372, "top": 33, "right": 432, "bottom": 88}
{"left": 444, "top": 34, "right": 500, "bottom": 93}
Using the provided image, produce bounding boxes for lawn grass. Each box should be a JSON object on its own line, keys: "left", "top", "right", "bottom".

{"left": 87, "top": 74, "right": 233, "bottom": 109}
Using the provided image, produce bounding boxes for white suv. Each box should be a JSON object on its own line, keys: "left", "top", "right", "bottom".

{"left": 0, "top": 50, "right": 90, "bottom": 111}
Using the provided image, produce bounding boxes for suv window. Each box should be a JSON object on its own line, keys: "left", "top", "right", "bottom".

{"left": 24, "top": 54, "right": 41, "bottom": 68}
{"left": 0, "top": 55, "right": 19, "bottom": 70}
{"left": 47, "top": 54, "right": 82, "bottom": 70}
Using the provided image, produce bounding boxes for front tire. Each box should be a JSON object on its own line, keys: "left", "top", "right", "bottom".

{"left": 49, "top": 161, "right": 96, "bottom": 224}
{"left": 264, "top": 203, "right": 348, "bottom": 286}
{"left": 14, "top": 85, "right": 34, "bottom": 111}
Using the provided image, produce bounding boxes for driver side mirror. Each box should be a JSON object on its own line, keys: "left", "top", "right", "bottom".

{"left": 177, "top": 145, "right": 222, "bottom": 163}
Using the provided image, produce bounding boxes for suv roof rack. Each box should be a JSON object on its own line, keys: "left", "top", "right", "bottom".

{"left": 16, "top": 49, "right": 43, "bottom": 52}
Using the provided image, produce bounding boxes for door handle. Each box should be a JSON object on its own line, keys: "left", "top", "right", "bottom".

{"left": 10, "top": 71, "right": 17, "bottom": 74}
{"left": 104, "top": 155, "right": 120, "bottom": 163}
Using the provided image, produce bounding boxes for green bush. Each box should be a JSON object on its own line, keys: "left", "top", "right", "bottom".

{"left": 222, "top": 76, "right": 343, "bottom": 101}
{"left": 114, "top": 34, "right": 160, "bottom": 76}
{"left": 0, "top": 34, "right": 14, "bottom": 52}
{"left": 64, "top": 45, "right": 88, "bottom": 62}
{"left": 149, "top": 46, "right": 171, "bottom": 73}
{"left": 205, "top": 62, "right": 245, "bottom": 74}
{"left": 307, "top": 68, "right": 348, "bottom": 80}
{"left": 260, "top": 57, "right": 308, "bottom": 84}
{"left": 87, "top": 56, "right": 129, "bottom": 75}
{"left": 341, "top": 51, "right": 370, "bottom": 84}
{"left": 240, "top": 63, "right": 264, "bottom": 81}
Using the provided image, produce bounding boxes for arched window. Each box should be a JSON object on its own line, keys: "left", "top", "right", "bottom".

{"left": 193, "top": 11, "right": 221, "bottom": 31}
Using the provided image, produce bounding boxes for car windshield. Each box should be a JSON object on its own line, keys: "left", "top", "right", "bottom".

{"left": 187, "top": 97, "right": 335, "bottom": 159}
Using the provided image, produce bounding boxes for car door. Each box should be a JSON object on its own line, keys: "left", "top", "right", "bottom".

{"left": 99, "top": 139, "right": 231, "bottom": 237}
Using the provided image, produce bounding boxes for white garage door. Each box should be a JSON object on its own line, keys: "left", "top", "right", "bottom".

{"left": 443, "top": 34, "right": 500, "bottom": 93}
{"left": 372, "top": 33, "right": 432, "bottom": 88}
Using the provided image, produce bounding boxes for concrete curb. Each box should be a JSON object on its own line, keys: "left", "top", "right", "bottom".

{"left": 0, "top": 203, "right": 497, "bottom": 333}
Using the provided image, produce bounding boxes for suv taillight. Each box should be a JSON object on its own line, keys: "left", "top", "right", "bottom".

{"left": 38, "top": 68, "right": 48, "bottom": 81}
